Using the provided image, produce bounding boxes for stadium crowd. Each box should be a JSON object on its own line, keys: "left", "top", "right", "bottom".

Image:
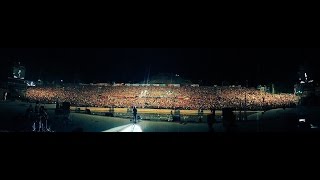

{"left": 25, "top": 85, "right": 298, "bottom": 110}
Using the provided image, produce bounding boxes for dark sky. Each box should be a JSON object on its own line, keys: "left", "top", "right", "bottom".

{"left": 0, "top": 48, "right": 318, "bottom": 85}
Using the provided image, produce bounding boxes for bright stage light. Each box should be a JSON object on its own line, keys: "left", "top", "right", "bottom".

{"left": 102, "top": 124, "right": 142, "bottom": 132}
{"left": 120, "top": 124, "right": 142, "bottom": 132}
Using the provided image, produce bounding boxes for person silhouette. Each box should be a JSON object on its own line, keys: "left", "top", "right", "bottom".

{"left": 18, "top": 69, "right": 21, "bottom": 78}
{"left": 133, "top": 106, "right": 137, "bottom": 123}
{"left": 4, "top": 92, "right": 7, "bottom": 101}
{"left": 207, "top": 108, "right": 216, "bottom": 132}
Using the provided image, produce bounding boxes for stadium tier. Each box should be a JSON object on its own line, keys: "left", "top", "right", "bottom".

{"left": 25, "top": 85, "right": 298, "bottom": 111}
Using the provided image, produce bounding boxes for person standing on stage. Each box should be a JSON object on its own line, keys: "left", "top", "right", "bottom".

{"left": 207, "top": 107, "right": 216, "bottom": 132}
{"left": 133, "top": 106, "right": 137, "bottom": 123}
{"left": 4, "top": 92, "right": 7, "bottom": 101}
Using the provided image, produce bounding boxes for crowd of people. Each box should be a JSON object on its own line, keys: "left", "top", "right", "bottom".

{"left": 25, "top": 85, "right": 298, "bottom": 110}
{"left": 23, "top": 102, "right": 52, "bottom": 132}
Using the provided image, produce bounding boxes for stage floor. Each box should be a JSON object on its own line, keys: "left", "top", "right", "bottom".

{"left": 2, "top": 100, "right": 315, "bottom": 132}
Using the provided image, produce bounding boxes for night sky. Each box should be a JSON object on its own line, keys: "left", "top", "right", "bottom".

{"left": 0, "top": 48, "right": 319, "bottom": 86}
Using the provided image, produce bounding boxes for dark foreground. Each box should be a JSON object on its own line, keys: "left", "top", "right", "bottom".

{"left": 1, "top": 101, "right": 320, "bottom": 132}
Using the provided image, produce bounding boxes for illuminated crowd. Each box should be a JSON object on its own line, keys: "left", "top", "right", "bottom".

{"left": 26, "top": 85, "right": 298, "bottom": 110}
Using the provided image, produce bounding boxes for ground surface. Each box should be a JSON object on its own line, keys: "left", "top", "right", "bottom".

{"left": 1, "top": 100, "right": 319, "bottom": 132}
